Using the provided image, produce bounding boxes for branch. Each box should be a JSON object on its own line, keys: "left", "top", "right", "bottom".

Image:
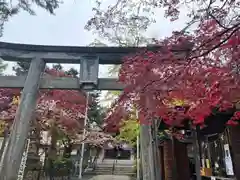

{"left": 180, "top": 18, "right": 199, "bottom": 33}
{"left": 209, "top": 13, "right": 228, "bottom": 29}
{"left": 77, "top": 134, "right": 91, "bottom": 144}
{"left": 205, "top": 0, "right": 228, "bottom": 30}
{"left": 191, "top": 23, "right": 240, "bottom": 59}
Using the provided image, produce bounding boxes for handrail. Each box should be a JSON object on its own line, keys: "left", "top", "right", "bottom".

{"left": 112, "top": 159, "right": 117, "bottom": 175}
{"left": 92, "top": 156, "right": 98, "bottom": 171}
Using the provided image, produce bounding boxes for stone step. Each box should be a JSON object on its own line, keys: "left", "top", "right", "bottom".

{"left": 94, "top": 170, "right": 134, "bottom": 174}
{"left": 95, "top": 167, "right": 134, "bottom": 171}
{"left": 79, "top": 175, "right": 134, "bottom": 180}
{"left": 92, "top": 171, "right": 135, "bottom": 175}
{"left": 84, "top": 171, "right": 136, "bottom": 176}
{"left": 97, "top": 160, "right": 134, "bottom": 166}
{"left": 114, "top": 167, "right": 134, "bottom": 170}
{"left": 98, "top": 163, "right": 135, "bottom": 166}
{"left": 87, "top": 162, "right": 136, "bottom": 177}
{"left": 94, "top": 169, "right": 113, "bottom": 172}
{"left": 96, "top": 164, "right": 134, "bottom": 167}
{"left": 96, "top": 164, "right": 134, "bottom": 168}
{"left": 96, "top": 166, "right": 134, "bottom": 169}
{"left": 88, "top": 170, "right": 135, "bottom": 174}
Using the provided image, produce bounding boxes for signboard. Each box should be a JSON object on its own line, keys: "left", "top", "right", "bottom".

{"left": 79, "top": 56, "right": 99, "bottom": 89}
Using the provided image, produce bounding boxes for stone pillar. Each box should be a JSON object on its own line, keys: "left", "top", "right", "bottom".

{"left": 0, "top": 57, "right": 45, "bottom": 180}
{"left": 140, "top": 124, "right": 155, "bottom": 180}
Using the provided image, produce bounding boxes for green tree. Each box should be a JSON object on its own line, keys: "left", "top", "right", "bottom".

{"left": 13, "top": 61, "right": 51, "bottom": 75}
{"left": 52, "top": 64, "right": 79, "bottom": 78}
{"left": 13, "top": 62, "right": 79, "bottom": 78}
{"left": 12, "top": 62, "right": 30, "bottom": 76}
{"left": 52, "top": 63, "right": 63, "bottom": 71}
{"left": 66, "top": 68, "right": 78, "bottom": 78}
{"left": 116, "top": 113, "right": 139, "bottom": 146}
{"left": 88, "top": 91, "right": 105, "bottom": 126}
{"left": 52, "top": 63, "right": 79, "bottom": 77}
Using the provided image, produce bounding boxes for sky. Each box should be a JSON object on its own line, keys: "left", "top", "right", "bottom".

{"left": 0, "top": 0, "right": 189, "bottom": 105}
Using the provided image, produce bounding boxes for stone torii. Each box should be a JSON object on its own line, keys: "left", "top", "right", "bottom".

{"left": 0, "top": 41, "right": 191, "bottom": 180}
{"left": 0, "top": 41, "right": 159, "bottom": 180}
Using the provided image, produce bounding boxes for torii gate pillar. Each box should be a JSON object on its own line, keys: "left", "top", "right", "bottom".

{"left": 0, "top": 57, "right": 46, "bottom": 180}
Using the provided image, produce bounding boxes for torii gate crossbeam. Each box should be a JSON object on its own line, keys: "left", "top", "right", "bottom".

{"left": 0, "top": 76, "right": 124, "bottom": 90}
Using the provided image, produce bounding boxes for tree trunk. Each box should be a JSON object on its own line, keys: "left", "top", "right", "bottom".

{"left": 229, "top": 126, "right": 240, "bottom": 180}
{"left": 163, "top": 140, "right": 173, "bottom": 180}
{"left": 174, "top": 139, "right": 190, "bottom": 180}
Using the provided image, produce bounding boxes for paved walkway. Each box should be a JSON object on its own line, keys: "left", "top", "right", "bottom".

{"left": 73, "top": 175, "right": 133, "bottom": 180}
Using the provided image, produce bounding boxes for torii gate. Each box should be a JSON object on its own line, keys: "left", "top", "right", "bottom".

{"left": 0, "top": 41, "right": 163, "bottom": 180}
{"left": 0, "top": 41, "right": 199, "bottom": 180}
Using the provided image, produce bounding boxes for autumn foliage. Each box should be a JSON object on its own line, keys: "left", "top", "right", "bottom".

{"left": 0, "top": 68, "right": 88, "bottom": 135}
{"left": 106, "top": 19, "right": 240, "bottom": 129}
{"left": 104, "top": 104, "right": 130, "bottom": 133}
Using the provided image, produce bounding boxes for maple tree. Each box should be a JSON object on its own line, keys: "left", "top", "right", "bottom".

{"left": 37, "top": 67, "right": 87, "bottom": 135}
{"left": 88, "top": 0, "right": 240, "bottom": 128}
{"left": 0, "top": 68, "right": 87, "bottom": 135}
{"left": 0, "top": 65, "right": 115, "bottom": 160}
{"left": 88, "top": 8, "right": 240, "bottom": 176}
{"left": 104, "top": 101, "right": 130, "bottom": 133}
{"left": 0, "top": 60, "right": 15, "bottom": 135}
{"left": 0, "top": 66, "right": 90, "bottom": 174}
{"left": 102, "top": 19, "right": 240, "bottom": 178}
{"left": 110, "top": 18, "right": 240, "bottom": 129}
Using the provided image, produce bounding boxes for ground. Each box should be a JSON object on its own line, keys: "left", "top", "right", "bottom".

{"left": 73, "top": 175, "right": 133, "bottom": 180}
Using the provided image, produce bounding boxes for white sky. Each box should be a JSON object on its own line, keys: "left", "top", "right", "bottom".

{"left": 0, "top": 0, "right": 190, "bottom": 105}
